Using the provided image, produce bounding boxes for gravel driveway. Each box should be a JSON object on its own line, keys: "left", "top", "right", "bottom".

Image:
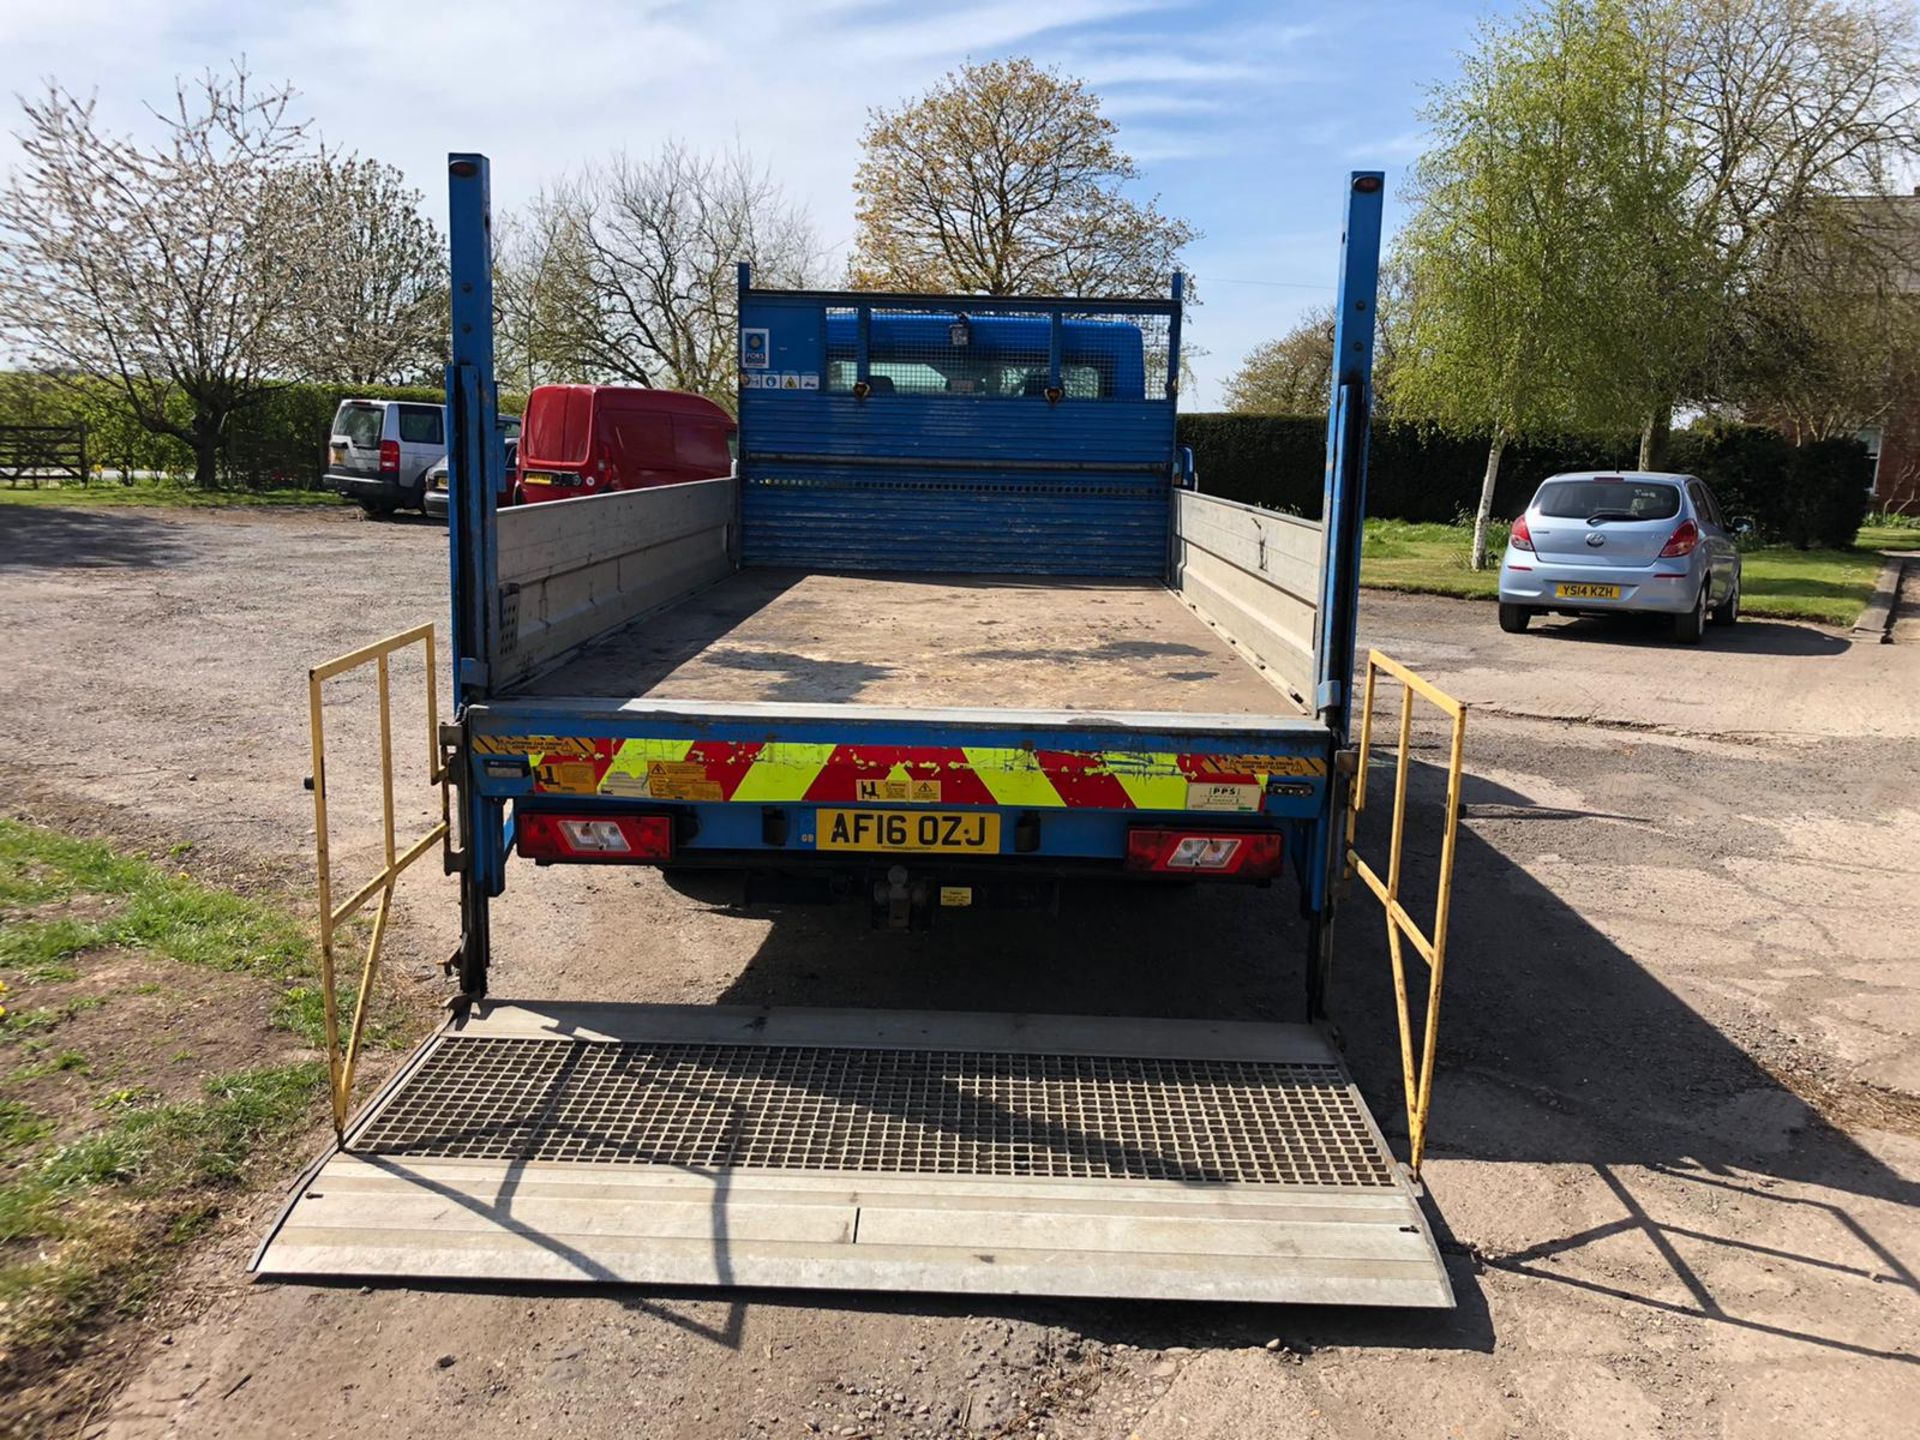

{"left": 3, "top": 503, "right": 1917, "bottom": 1440}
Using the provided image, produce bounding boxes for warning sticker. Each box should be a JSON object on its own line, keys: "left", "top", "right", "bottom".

{"left": 800, "top": 373, "right": 820, "bottom": 390}
{"left": 1186, "top": 781, "right": 1263, "bottom": 814}
{"left": 856, "top": 778, "right": 943, "bottom": 803}
{"left": 779, "top": 372, "right": 801, "bottom": 390}
{"left": 646, "top": 761, "right": 723, "bottom": 802}
{"left": 536, "top": 760, "right": 601, "bottom": 795}
{"left": 740, "top": 328, "right": 770, "bottom": 368}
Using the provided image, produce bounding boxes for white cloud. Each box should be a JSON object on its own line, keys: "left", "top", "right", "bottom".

{"left": 0, "top": 0, "right": 1440, "bottom": 406}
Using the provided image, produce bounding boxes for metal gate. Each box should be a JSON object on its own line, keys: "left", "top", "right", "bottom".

{"left": 1344, "top": 649, "right": 1468, "bottom": 1179}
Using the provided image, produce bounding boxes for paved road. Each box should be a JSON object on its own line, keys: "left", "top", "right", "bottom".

{"left": 2, "top": 504, "right": 1916, "bottom": 1439}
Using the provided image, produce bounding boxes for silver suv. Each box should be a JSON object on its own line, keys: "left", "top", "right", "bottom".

{"left": 1497, "top": 471, "right": 1742, "bottom": 644}
{"left": 325, "top": 399, "right": 446, "bottom": 515}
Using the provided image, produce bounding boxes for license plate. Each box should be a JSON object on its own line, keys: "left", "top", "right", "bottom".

{"left": 522, "top": 471, "right": 553, "bottom": 485}
{"left": 815, "top": 809, "right": 1001, "bottom": 854}
{"left": 1555, "top": 582, "right": 1621, "bottom": 600}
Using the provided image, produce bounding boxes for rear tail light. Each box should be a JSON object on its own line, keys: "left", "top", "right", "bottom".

{"left": 1125, "top": 829, "right": 1283, "bottom": 878}
{"left": 517, "top": 812, "right": 673, "bottom": 863}
{"left": 1659, "top": 519, "right": 1699, "bottom": 557}
{"left": 1509, "top": 516, "right": 1534, "bottom": 552}
{"left": 378, "top": 439, "right": 400, "bottom": 476}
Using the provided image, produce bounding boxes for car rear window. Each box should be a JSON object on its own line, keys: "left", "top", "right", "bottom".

{"left": 398, "top": 405, "right": 444, "bottom": 445}
{"left": 334, "top": 403, "right": 383, "bottom": 448}
{"left": 524, "top": 389, "right": 592, "bottom": 465}
{"left": 1535, "top": 479, "right": 1680, "bottom": 522}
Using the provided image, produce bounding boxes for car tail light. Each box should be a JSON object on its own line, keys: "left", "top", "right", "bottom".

{"left": 1659, "top": 519, "right": 1699, "bottom": 557}
{"left": 1509, "top": 516, "right": 1534, "bottom": 552}
{"left": 1124, "top": 829, "right": 1282, "bottom": 878}
{"left": 517, "top": 812, "right": 673, "bottom": 863}
{"left": 378, "top": 439, "right": 400, "bottom": 476}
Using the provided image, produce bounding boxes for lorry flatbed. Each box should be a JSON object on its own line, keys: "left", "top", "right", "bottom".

{"left": 515, "top": 569, "right": 1304, "bottom": 716}
{"left": 264, "top": 158, "right": 1457, "bottom": 1313}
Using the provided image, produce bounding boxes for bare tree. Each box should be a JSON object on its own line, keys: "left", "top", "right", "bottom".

{"left": 276, "top": 153, "right": 445, "bottom": 386}
{"left": 849, "top": 57, "right": 1197, "bottom": 298}
{"left": 1223, "top": 307, "right": 1335, "bottom": 414}
{"left": 1628, "top": 0, "right": 1920, "bottom": 463}
{"left": 493, "top": 201, "right": 597, "bottom": 395}
{"left": 0, "top": 65, "right": 318, "bottom": 487}
{"left": 498, "top": 143, "right": 819, "bottom": 409}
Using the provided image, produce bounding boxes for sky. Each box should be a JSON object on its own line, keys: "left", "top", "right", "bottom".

{"left": 0, "top": 0, "right": 1524, "bottom": 408}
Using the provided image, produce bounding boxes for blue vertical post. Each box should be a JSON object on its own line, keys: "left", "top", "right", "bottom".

{"left": 1303, "top": 172, "right": 1384, "bottom": 1021}
{"left": 1165, "top": 271, "right": 1185, "bottom": 405}
{"left": 445, "top": 152, "right": 505, "bottom": 998}
{"left": 1312, "top": 174, "right": 1384, "bottom": 740}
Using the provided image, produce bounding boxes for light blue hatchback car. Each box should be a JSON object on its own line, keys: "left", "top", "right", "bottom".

{"left": 1498, "top": 471, "right": 1743, "bottom": 644}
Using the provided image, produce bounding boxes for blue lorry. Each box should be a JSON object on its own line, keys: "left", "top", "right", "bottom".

{"left": 253, "top": 156, "right": 1455, "bottom": 1310}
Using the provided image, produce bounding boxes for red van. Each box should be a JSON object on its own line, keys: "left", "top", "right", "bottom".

{"left": 514, "top": 385, "right": 736, "bottom": 505}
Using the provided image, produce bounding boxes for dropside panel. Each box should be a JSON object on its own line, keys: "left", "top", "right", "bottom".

{"left": 255, "top": 1004, "right": 1453, "bottom": 1308}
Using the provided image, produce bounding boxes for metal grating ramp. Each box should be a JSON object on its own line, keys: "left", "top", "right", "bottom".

{"left": 254, "top": 1004, "right": 1453, "bottom": 1308}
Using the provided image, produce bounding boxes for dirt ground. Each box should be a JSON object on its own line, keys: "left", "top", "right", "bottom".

{"left": 2, "top": 503, "right": 1918, "bottom": 1440}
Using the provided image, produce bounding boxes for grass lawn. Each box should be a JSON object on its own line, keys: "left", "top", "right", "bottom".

{"left": 1359, "top": 518, "right": 1912, "bottom": 626}
{"left": 0, "top": 480, "right": 343, "bottom": 509}
{"left": 0, "top": 820, "right": 404, "bottom": 1432}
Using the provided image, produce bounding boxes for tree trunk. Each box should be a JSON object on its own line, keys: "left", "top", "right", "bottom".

{"left": 1470, "top": 429, "right": 1508, "bottom": 571}
{"left": 1638, "top": 404, "right": 1672, "bottom": 471}
{"left": 189, "top": 408, "right": 224, "bottom": 489}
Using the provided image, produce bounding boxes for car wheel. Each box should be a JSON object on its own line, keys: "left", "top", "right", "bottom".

{"left": 1673, "top": 583, "right": 1707, "bottom": 644}
{"left": 513, "top": 486, "right": 528, "bottom": 508}
{"left": 1498, "top": 603, "right": 1532, "bottom": 634}
{"left": 1711, "top": 572, "right": 1740, "bottom": 626}
{"left": 358, "top": 499, "right": 397, "bottom": 518}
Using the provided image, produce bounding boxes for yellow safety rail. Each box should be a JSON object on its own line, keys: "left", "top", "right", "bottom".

{"left": 1344, "top": 649, "right": 1467, "bottom": 1180}
{"left": 307, "top": 624, "right": 449, "bottom": 1139}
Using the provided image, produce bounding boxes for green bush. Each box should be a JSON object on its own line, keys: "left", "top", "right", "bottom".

{"left": 1179, "top": 412, "right": 1868, "bottom": 548}
{"left": 0, "top": 376, "right": 529, "bottom": 491}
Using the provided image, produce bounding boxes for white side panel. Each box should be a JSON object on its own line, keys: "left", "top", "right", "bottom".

{"left": 493, "top": 477, "right": 737, "bottom": 688}
{"left": 1173, "top": 492, "right": 1323, "bottom": 709}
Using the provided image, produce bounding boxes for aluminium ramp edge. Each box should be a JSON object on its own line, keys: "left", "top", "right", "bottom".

{"left": 253, "top": 1003, "right": 1453, "bottom": 1308}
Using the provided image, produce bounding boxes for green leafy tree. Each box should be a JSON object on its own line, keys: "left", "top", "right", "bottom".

{"left": 1391, "top": 0, "right": 1674, "bottom": 567}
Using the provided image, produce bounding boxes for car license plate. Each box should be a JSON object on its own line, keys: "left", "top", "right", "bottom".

{"left": 815, "top": 809, "right": 1001, "bottom": 854}
{"left": 1555, "top": 582, "right": 1621, "bottom": 600}
{"left": 522, "top": 471, "right": 553, "bottom": 485}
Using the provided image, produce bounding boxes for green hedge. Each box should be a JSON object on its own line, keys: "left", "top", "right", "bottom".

{"left": 1177, "top": 413, "right": 1872, "bottom": 548}
{"left": 0, "top": 376, "right": 528, "bottom": 490}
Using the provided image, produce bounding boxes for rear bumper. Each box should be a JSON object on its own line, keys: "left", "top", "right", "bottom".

{"left": 326, "top": 471, "right": 410, "bottom": 504}
{"left": 1498, "top": 556, "right": 1703, "bottom": 613}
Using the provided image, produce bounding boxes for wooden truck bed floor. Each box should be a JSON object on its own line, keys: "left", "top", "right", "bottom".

{"left": 514, "top": 569, "right": 1302, "bottom": 715}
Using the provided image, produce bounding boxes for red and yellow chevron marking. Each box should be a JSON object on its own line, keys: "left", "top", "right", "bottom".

{"left": 483, "top": 734, "right": 1326, "bottom": 813}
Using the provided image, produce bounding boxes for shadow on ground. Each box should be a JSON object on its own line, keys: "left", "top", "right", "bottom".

{"left": 363, "top": 747, "right": 1920, "bottom": 1367}
{"left": 0, "top": 505, "right": 193, "bottom": 570}
{"left": 1526, "top": 611, "right": 1851, "bottom": 656}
